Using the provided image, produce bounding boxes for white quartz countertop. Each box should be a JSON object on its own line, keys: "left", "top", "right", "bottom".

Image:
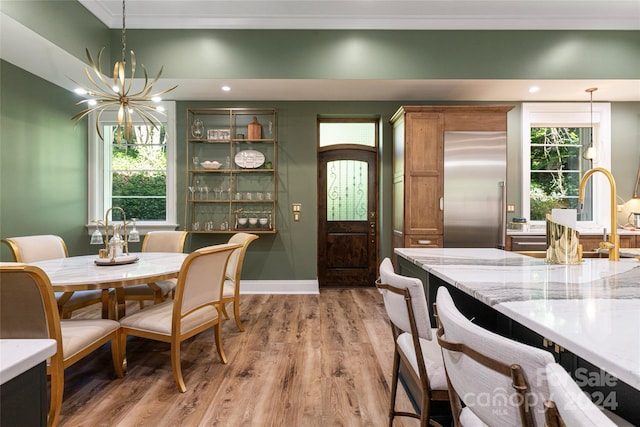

{"left": 395, "top": 248, "right": 640, "bottom": 391}
{"left": 0, "top": 339, "right": 57, "bottom": 384}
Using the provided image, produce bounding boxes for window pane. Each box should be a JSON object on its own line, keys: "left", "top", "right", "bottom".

{"left": 108, "top": 125, "right": 168, "bottom": 221}
{"left": 319, "top": 122, "right": 375, "bottom": 147}
{"left": 326, "top": 160, "right": 367, "bottom": 221}
{"left": 530, "top": 127, "right": 590, "bottom": 221}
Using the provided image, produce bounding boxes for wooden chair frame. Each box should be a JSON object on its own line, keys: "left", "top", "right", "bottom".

{"left": 118, "top": 231, "right": 188, "bottom": 309}
{"left": 119, "top": 243, "right": 240, "bottom": 392}
{"left": 221, "top": 232, "right": 259, "bottom": 331}
{"left": 544, "top": 400, "right": 567, "bottom": 427}
{"left": 1, "top": 235, "right": 104, "bottom": 318}
{"left": 0, "top": 264, "right": 123, "bottom": 427}
{"left": 376, "top": 279, "right": 449, "bottom": 427}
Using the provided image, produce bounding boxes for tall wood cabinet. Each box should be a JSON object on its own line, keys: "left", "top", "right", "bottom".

{"left": 391, "top": 105, "right": 513, "bottom": 253}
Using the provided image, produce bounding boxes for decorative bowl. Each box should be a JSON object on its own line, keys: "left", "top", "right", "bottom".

{"left": 201, "top": 161, "right": 222, "bottom": 170}
{"left": 248, "top": 217, "right": 258, "bottom": 226}
{"left": 259, "top": 218, "right": 268, "bottom": 225}
{"left": 238, "top": 218, "right": 248, "bottom": 225}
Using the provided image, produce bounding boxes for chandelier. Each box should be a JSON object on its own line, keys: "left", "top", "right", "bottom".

{"left": 582, "top": 87, "right": 597, "bottom": 161}
{"left": 70, "top": 0, "right": 177, "bottom": 144}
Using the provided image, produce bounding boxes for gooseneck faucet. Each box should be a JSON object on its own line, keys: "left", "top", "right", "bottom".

{"left": 578, "top": 167, "right": 619, "bottom": 261}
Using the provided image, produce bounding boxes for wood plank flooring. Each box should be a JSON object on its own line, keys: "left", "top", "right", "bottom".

{"left": 57, "top": 288, "right": 421, "bottom": 426}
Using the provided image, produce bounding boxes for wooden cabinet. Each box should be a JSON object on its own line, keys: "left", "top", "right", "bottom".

{"left": 391, "top": 105, "right": 512, "bottom": 254}
{"left": 577, "top": 234, "right": 636, "bottom": 251}
{"left": 185, "top": 108, "right": 277, "bottom": 234}
{"left": 506, "top": 234, "right": 637, "bottom": 254}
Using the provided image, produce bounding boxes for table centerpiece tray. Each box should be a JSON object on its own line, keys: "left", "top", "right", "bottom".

{"left": 94, "top": 254, "right": 139, "bottom": 266}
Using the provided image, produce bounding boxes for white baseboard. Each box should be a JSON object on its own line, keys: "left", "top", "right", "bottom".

{"left": 240, "top": 279, "right": 319, "bottom": 294}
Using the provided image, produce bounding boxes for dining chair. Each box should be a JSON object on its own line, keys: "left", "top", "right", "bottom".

{"left": 0, "top": 263, "right": 124, "bottom": 427}
{"left": 544, "top": 362, "right": 631, "bottom": 427}
{"left": 118, "top": 230, "right": 188, "bottom": 308}
{"left": 118, "top": 243, "right": 240, "bottom": 392}
{"left": 376, "top": 257, "right": 449, "bottom": 427}
{"left": 1, "top": 235, "right": 104, "bottom": 318}
{"left": 221, "top": 232, "right": 259, "bottom": 331}
{"left": 434, "top": 286, "right": 556, "bottom": 427}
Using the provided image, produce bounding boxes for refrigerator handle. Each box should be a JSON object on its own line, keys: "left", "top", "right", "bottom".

{"left": 497, "top": 181, "right": 506, "bottom": 249}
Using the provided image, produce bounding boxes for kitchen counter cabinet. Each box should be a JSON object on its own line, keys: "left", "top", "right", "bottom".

{"left": 506, "top": 232, "right": 637, "bottom": 251}
{"left": 1, "top": 339, "right": 57, "bottom": 427}
{"left": 395, "top": 248, "right": 640, "bottom": 424}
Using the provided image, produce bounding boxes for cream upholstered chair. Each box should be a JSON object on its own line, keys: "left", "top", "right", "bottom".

{"left": 1, "top": 235, "right": 104, "bottom": 318}
{"left": 118, "top": 230, "right": 188, "bottom": 308}
{"left": 376, "top": 258, "right": 449, "bottom": 427}
{"left": 221, "top": 232, "right": 258, "bottom": 331}
{"left": 118, "top": 243, "right": 239, "bottom": 392}
{"left": 435, "top": 286, "right": 556, "bottom": 427}
{"left": 544, "top": 362, "right": 631, "bottom": 427}
{"left": 0, "top": 263, "right": 123, "bottom": 427}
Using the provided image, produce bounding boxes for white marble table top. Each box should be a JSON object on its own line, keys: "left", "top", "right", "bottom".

{"left": 30, "top": 252, "right": 188, "bottom": 292}
{"left": 395, "top": 248, "right": 640, "bottom": 391}
{"left": 0, "top": 339, "right": 56, "bottom": 385}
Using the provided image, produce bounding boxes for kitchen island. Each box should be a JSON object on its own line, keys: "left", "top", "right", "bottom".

{"left": 395, "top": 248, "right": 640, "bottom": 424}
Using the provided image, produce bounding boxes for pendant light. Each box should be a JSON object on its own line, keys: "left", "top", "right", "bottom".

{"left": 582, "top": 87, "right": 597, "bottom": 161}
{"left": 70, "top": 0, "right": 177, "bottom": 145}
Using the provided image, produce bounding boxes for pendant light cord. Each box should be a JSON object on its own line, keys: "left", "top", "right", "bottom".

{"left": 121, "top": 0, "right": 126, "bottom": 63}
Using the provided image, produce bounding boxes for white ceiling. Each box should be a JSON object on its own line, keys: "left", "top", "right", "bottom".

{"left": 4, "top": 1, "right": 640, "bottom": 102}
{"left": 80, "top": 0, "right": 640, "bottom": 31}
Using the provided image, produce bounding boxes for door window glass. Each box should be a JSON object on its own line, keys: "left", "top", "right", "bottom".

{"left": 319, "top": 122, "right": 376, "bottom": 147}
{"left": 326, "top": 160, "right": 367, "bottom": 221}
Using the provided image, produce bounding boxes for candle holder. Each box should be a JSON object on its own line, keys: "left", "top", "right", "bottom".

{"left": 90, "top": 207, "right": 134, "bottom": 262}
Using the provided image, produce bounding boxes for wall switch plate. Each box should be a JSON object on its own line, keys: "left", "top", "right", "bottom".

{"left": 507, "top": 204, "right": 516, "bottom": 213}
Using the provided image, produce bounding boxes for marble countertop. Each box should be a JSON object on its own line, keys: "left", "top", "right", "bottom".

{"left": 395, "top": 247, "right": 640, "bottom": 391}
{"left": 0, "top": 339, "right": 57, "bottom": 384}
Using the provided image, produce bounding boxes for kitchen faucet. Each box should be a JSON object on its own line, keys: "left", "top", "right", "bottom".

{"left": 578, "top": 167, "right": 619, "bottom": 261}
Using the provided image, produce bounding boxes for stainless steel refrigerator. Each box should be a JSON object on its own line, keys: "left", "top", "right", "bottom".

{"left": 443, "top": 131, "right": 507, "bottom": 248}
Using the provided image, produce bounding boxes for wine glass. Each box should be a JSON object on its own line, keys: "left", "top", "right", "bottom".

{"left": 192, "top": 156, "right": 200, "bottom": 170}
{"left": 188, "top": 186, "right": 196, "bottom": 200}
{"left": 214, "top": 185, "right": 223, "bottom": 200}
{"left": 90, "top": 222, "right": 104, "bottom": 245}
{"left": 128, "top": 218, "right": 140, "bottom": 243}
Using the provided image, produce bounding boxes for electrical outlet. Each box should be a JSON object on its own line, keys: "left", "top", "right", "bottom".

{"left": 506, "top": 204, "right": 516, "bottom": 213}
{"left": 617, "top": 204, "right": 624, "bottom": 212}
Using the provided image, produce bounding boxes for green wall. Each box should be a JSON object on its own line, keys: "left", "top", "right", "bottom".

{"left": 3, "top": 64, "right": 639, "bottom": 279}
{"left": 0, "top": 60, "right": 90, "bottom": 258}
{"left": 1, "top": 1, "right": 639, "bottom": 280}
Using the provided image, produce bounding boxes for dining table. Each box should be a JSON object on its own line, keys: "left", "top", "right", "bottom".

{"left": 30, "top": 252, "right": 188, "bottom": 319}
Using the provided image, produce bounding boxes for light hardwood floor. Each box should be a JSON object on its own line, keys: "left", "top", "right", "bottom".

{"left": 58, "top": 288, "right": 422, "bottom": 426}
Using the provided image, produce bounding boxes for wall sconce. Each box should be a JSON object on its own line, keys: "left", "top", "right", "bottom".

{"left": 292, "top": 203, "right": 302, "bottom": 222}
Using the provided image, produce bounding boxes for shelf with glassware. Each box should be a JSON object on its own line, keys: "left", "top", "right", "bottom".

{"left": 185, "top": 108, "right": 277, "bottom": 234}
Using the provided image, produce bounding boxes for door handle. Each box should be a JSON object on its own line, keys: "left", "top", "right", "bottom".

{"left": 369, "top": 222, "right": 376, "bottom": 235}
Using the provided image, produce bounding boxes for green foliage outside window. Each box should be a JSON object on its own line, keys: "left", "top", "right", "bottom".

{"left": 530, "top": 127, "right": 585, "bottom": 220}
{"left": 110, "top": 126, "right": 167, "bottom": 221}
